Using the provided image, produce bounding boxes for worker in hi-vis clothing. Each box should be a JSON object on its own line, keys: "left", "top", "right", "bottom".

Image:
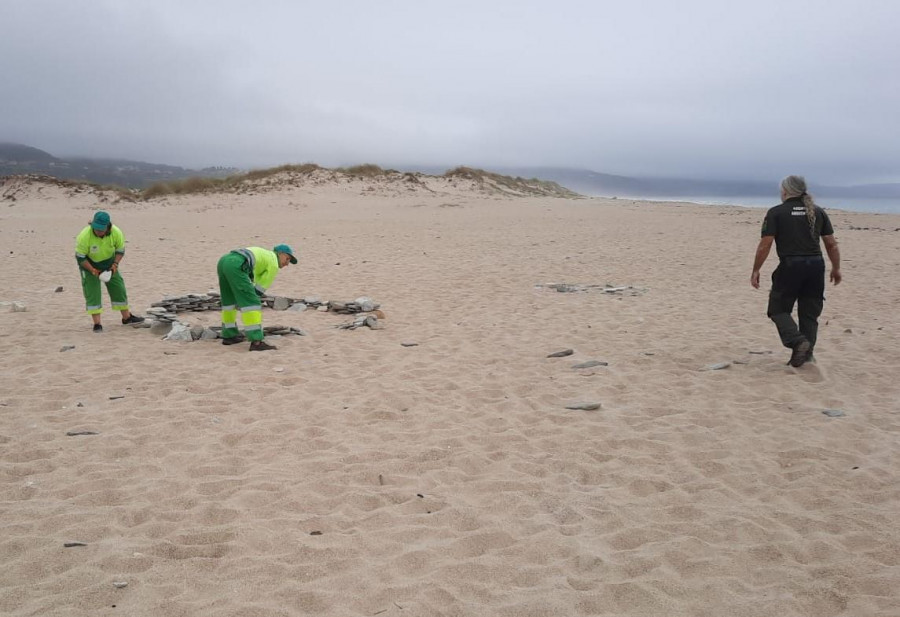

{"left": 217, "top": 244, "right": 298, "bottom": 351}
{"left": 75, "top": 210, "right": 145, "bottom": 332}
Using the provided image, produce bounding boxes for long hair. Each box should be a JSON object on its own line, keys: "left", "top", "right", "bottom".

{"left": 781, "top": 175, "right": 817, "bottom": 239}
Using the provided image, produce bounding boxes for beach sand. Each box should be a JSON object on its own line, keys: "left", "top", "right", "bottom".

{"left": 1, "top": 176, "right": 899, "bottom": 616}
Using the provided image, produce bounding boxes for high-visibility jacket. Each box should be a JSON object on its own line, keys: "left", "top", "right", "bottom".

{"left": 75, "top": 225, "right": 126, "bottom": 266}
{"left": 232, "top": 247, "right": 279, "bottom": 295}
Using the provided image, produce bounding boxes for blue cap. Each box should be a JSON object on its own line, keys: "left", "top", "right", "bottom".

{"left": 273, "top": 243, "right": 298, "bottom": 264}
{"left": 91, "top": 211, "right": 111, "bottom": 231}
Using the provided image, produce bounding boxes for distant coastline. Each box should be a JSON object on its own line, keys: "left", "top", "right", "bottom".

{"left": 597, "top": 194, "right": 899, "bottom": 215}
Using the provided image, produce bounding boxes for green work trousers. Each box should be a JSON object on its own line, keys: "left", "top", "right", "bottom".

{"left": 217, "top": 252, "right": 264, "bottom": 341}
{"left": 79, "top": 258, "right": 129, "bottom": 315}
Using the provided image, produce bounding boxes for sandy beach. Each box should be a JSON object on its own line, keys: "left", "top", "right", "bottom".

{"left": 1, "top": 174, "right": 898, "bottom": 616}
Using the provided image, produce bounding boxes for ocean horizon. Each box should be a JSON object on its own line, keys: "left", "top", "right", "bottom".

{"left": 598, "top": 194, "right": 900, "bottom": 215}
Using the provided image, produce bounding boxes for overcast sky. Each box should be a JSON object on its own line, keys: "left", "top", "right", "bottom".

{"left": 2, "top": 0, "right": 898, "bottom": 183}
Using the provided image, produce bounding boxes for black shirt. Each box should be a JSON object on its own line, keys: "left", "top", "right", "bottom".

{"left": 761, "top": 197, "right": 834, "bottom": 259}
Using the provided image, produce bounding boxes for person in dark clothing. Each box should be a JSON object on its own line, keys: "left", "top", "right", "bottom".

{"left": 750, "top": 175, "right": 842, "bottom": 367}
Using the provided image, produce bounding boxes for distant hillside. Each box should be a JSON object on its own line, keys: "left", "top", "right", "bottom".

{"left": 0, "top": 142, "right": 237, "bottom": 188}
{"left": 0, "top": 142, "right": 58, "bottom": 163}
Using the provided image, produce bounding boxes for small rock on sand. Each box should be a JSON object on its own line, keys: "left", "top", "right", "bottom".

{"left": 547, "top": 349, "right": 574, "bottom": 358}
{"left": 701, "top": 362, "right": 731, "bottom": 371}
{"left": 564, "top": 402, "right": 602, "bottom": 411}
{"left": 572, "top": 360, "right": 607, "bottom": 369}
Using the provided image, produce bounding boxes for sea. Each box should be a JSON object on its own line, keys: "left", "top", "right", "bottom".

{"left": 615, "top": 195, "right": 899, "bottom": 215}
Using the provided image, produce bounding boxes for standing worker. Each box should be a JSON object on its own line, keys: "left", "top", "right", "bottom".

{"left": 750, "top": 176, "right": 842, "bottom": 367}
{"left": 217, "top": 244, "right": 298, "bottom": 351}
{"left": 75, "top": 210, "right": 145, "bottom": 332}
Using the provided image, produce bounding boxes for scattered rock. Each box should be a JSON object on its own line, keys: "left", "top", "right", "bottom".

{"left": 572, "top": 360, "right": 608, "bottom": 369}
{"left": 822, "top": 409, "right": 846, "bottom": 417}
{"left": 76, "top": 402, "right": 84, "bottom": 408}
{"left": 701, "top": 362, "right": 731, "bottom": 371}
{"left": 355, "top": 296, "right": 377, "bottom": 312}
{"left": 66, "top": 430, "right": 99, "bottom": 436}
{"left": 10, "top": 301, "right": 26, "bottom": 312}
{"left": 401, "top": 341, "right": 418, "bottom": 347}
{"left": 112, "top": 581, "right": 128, "bottom": 589}
{"left": 309, "top": 531, "right": 323, "bottom": 536}
{"left": 748, "top": 350, "right": 772, "bottom": 355}
{"left": 547, "top": 349, "right": 574, "bottom": 358}
{"left": 337, "top": 315, "right": 381, "bottom": 330}
{"left": 55, "top": 286, "right": 64, "bottom": 293}
{"left": 844, "top": 329, "right": 853, "bottom": 334}
{"left": 189, "top": 325, "right": 205, "bottom": 341}
{"left": 63, "top": 542, "right": 87, "bottom": 548}
{"left": 109, "top": 395, "right": 125, "bottom": 400}
{"left": 565, "top": 402, "right": 602, "bottom": 411}
{"left": 163, "top": 322, "right": 193, "bottom": 342}
{"left": 60, "top": 345, "right": 76, "bottom": 352}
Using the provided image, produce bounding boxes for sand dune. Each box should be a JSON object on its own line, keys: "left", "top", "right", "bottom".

{"left": 1, "top": 177, "right": 898, "bottom": 616}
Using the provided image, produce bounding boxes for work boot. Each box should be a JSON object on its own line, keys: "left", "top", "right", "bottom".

{"left": 122, "top": 314, "right": 145, "bottom": 325}
{"left": 221, "top": 334, "right": 246, "bottom": 345}
{"left": 789, "top": 339, "right": 811, "bottom": 368}
{"left": 93, "top": 324, "right": 103, "bottom": 333}
{"left": 249, "top": 340, "right": 277, "bottom": 352}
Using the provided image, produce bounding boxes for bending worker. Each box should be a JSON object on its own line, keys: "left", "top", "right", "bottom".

{"left": 75, "top": 210, "right": 145, "bottom": 332}
{"left": 217, "top": 244, "right": 298, "bottom": 351}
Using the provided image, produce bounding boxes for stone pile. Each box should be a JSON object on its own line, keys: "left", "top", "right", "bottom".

{"left": 536, "top": 283, "right": 648, "bottom": 296}
{"left": 146, "top": 292, "right": 379, "bottom": 316}
{"left": 139, "top": 292, "right": 380, "bottom": 340}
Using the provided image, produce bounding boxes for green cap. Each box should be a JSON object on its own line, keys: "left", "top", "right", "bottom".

{"left": 91, "top": 211, "right": 111, "bottom": 231}
{"left": 274, "top": 243, "right": 298, "bottom": 264}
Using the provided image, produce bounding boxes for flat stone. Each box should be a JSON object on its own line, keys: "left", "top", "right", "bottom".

{"left": 822, "top": 409, "right": 846, "bottom": 417}
{"left": 288, "top": 302, "right": 307, "bottom": 312}
{"left": 401, "top": 342, "right": 418, "bottom": 347}
{"left": 66, "top": 430, "right": 99, "bottom": 436}
{"left": 60, "top": 345, "right": 76, "bottom": 352}
{"left": 112, "top": 581, "right": 128, "bottom": 589}
{"left": 273, "top": 296, "right": 291, "bottom": 310}
{"left": 572, "top": 360, "right": 608, "bottom": 369}
{"left": 199, "top": 328, "right": 219, "bottom": 340}
{"left": 317, "top": 305, "right": 329, "bottom": 312}
{"left": 565, "top": 402, "right": 602, "bottom": 411}
{"left": 701, "top": 362, "right": 731, "bottom": 371}
{"left": 63, "top": 542, "right": 87, "bottom": 548}
{"left": 547, "top": 349, "right": 574, "bottom": 358}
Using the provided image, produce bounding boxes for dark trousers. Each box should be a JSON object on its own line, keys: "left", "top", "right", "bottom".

{"left": 767, "top": 256, "right": 825, "bottom": 350}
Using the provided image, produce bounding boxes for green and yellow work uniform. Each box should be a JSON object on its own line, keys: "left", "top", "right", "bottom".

{"left": 75, "top": 224, "right": 130, "bottom": 315}
{"left": 217, "top": 247, "right": 280, "bottom": 342}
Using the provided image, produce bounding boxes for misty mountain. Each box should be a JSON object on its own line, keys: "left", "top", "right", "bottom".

{"left": 0, "top": 142, "right": 237, "bottom": 188}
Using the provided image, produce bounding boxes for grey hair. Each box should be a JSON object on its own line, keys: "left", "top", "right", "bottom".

{"left": 781, "top": 175, "right": 818, "bottom": 239}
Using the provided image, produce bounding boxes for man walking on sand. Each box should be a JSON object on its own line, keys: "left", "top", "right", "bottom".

{"left": 216, "top": 244, "right": 298, "bottom": 351}
{"left": 75, "top": 210, "right": 145, "bottom": 332}
{"left": 750, "top": 176, "right": 841, "bottom": 367}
